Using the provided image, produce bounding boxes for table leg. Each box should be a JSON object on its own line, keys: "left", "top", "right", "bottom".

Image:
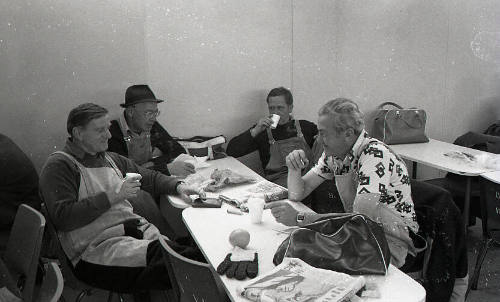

{"left": 412, "top": 162, "right": 418, "bottom": 179}
{"left": 463, "top": 177, "right": 472, "bottom": 230}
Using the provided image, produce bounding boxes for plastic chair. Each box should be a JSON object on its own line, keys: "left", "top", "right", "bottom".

{"left": 3, "top": 204, "right": 46, "bottom": 302}
{"left": 469, "top": 177, "right": 500, "bottom": 291}
{"left": 41, "top": 205, "right": 124, "bottom": 302}
{"left": 158, "top": 236, "right": 229, "bottom": 302}
{"left": 37, "top": 262, "right": 64, "bottom": 302}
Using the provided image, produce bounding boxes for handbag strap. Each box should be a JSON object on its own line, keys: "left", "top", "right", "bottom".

{"left": 377, "top": 102, "right": 404, "bottom": 110}
{"left": 384, "top": 110, "right": 425, "bottom": 129}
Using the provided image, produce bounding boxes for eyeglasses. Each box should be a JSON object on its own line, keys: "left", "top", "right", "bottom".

{"left": 143, "top": 110, "right": 160, "bottom": 119}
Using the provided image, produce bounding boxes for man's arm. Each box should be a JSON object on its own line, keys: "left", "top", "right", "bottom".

{"left": 226, "top": 127, "right": 260, "bottom": 158}
{"left": 39, "top": 155, "right": 112, "bottom": 232}
{"left": 286, "top": 149, "right": 326, "bottom": 201}
{"left": 107, "top": 120, "right": 128, "bottom": 157}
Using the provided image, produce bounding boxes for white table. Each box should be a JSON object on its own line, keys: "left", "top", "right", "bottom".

{"left": 182, "top": 206, "right": 426, "bottom": 302}
{"left": 391, "top": 138, "right": 498, "bottom": 226}
{"left": 481, "top": 171, "right": 500, "bottom": 184}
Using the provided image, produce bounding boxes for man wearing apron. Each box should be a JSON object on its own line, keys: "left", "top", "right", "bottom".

{"left": 39, "top": 103, "right": 204, "bottom": 294}
{"left": 265, "top": 98, "right": 421, "bottom": 268}
{"left": 108, "top": 84, "right": 195, "bottom": 178}
{"left": 226, "top": 87, "right": 317, "bottom": 187}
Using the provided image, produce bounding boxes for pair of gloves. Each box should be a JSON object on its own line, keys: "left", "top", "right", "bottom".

{"left": 217, "top": 247, "right": 258, "bottom": 280}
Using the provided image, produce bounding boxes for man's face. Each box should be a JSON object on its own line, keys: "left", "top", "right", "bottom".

{"left": 77, "top": 114, "right": 111, "bottom": 154}
{"left": 267, "top": 95, "right": 293, "bottom": 125}
{"left": 129, "top": 102, "right": 159, "bottom": 132}
{"left": 317, "top": 114, "right": 351, "bottom": 158}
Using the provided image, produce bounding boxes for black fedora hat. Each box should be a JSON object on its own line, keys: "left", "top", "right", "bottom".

{"left": 120, "top": 85, "right": 164, "bottom": 108}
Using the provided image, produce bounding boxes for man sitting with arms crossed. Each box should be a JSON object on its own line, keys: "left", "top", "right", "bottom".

{"left": 265, "top": 98, "right": 420, "bottom": 268}
{"left": 226, "top": 87, "right": 317, "bottom": 187}
{"left": 39, "top": 103, "right": 204, "bottom": 295}
{"left": 108, "top": 84, "right": 195, "bottom": 178}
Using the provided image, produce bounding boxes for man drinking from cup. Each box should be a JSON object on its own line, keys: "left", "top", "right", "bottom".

{"left": 227, "top": 87, "right": 318, "bottom": 187}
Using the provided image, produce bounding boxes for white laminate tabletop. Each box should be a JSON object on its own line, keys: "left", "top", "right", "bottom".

{"left": 182, "top": 207, "right": 426, "bottom": 302}
{"left": 481, "top": 171, "right": 500, "bottom": 184}
{"left": 390, "top": 138, "right": 497, "bottom": 176}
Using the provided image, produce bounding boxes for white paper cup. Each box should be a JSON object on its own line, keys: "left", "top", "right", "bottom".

{"left": 247, "top": 197, "right": 265, "bottom": 224}
{"left": 270, "top": 114, "right": 280, "bottom": 129}
{"left": 125, "top": 172, "right": 142, "bottom": 181}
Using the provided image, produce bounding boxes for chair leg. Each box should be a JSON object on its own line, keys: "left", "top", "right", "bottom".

{"left": 107, "top": 291, "right": 114, "bottom": 302}
{"left": 75, "top": 289, "right": 92, "bottom": 302}
{"left": 469, "top": 238, "right": 493, "bottom": 291}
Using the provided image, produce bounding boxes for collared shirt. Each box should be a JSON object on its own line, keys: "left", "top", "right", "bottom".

{"left": 311, "top": 130, "right": 418, "bottom": 232}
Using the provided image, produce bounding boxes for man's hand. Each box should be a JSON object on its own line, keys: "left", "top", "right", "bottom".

{"left": 177, "top": 183, "right": 206, "bottom": 204}
{"left": 117, "top": 178, "right": 141, "bottom": 200}
{"left": 264, "top": 201, "right": 299, "bottom": 226}
{"left": 167, "top": 161, "right": 196, "bottom": 178}
{"left": 250, "top": 116, "right": 273, "bottom": 137}
{"left": 286, "top": 149, "right": 309, "bottom": 171}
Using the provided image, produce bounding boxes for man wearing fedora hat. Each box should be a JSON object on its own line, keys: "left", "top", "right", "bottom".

{"left": 108, "top": 84, "right": 195, "bottom": 178}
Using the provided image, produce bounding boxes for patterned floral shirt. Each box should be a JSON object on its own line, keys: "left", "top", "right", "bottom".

{"left": 311, "top": 130, "right": 418, "bottom": 232}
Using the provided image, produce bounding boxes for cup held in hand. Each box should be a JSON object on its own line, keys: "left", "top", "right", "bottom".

{"left": 125, "top": 172, "right": 142, "bottom": 182}
{"left": 270, "top": 114, "right": 280, "bottom": 129}
{"left": 247, "top": 197, "right": 265, "bottom": 224}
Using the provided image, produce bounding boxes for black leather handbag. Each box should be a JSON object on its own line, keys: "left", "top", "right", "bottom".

{"left": 273, "top": 213, "right": 391, "bottom": 275}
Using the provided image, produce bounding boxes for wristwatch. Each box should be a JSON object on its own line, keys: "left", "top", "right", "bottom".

{"left": 296, "top": 212, "right": 305, "bottom": 223}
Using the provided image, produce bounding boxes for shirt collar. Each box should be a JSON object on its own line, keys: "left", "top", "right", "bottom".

{"left": 350, "top": 129, "right": 369, "bottom": 159}
{"left": 63, "top": 138, "right": 103, "bottom": 160}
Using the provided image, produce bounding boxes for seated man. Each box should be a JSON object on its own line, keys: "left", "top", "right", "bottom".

{"left": 39, "top": 103, "right": 204, "bottom": 293}
{"left": 226, "top": 87, "right": 317, "bottom": 187}
{"left": 0, "top": 133, "right": 41, "bottom": 249}
{"left": 108, "top": 84, "right": 195, "bottom": 178}
{"left": 265, "top": 98, "right": 420, "bottom": 268}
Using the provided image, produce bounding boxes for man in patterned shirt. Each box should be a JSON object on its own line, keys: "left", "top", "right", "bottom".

{"left": 265, "top": 98, "right": 420, "bottom": 268}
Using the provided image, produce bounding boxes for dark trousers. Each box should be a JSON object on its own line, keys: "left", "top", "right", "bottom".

{"left": 74, "top": 239, "right": 203, "bottom": 292}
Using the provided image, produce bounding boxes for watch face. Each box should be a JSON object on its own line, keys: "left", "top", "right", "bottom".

{"left": 296, "top": 213, "right": 305, "bottom": 222}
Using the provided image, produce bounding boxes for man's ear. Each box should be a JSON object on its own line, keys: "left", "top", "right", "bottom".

{"left": 72, "top": 126, "right": 82, "bottom": 141}
{"left": 344, "top": 128, "right": 356, "bottom": 140}
{"left": 289, "top": 104, "right": 294, "bottom": 113}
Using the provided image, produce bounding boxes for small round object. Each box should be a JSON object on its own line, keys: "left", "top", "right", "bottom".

{"left": 228, "top": 229, "right": 250, "bottom": 249}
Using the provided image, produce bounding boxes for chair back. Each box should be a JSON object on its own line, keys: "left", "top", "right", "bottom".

{"left": 40, "top": 205, "right": 91, "bottom": 291}
{"left": 158, "top": 236, "right": 228, "bottom": 302}
{"left": 37, "top": 262, "right": 64, "bottom": 302}
{"left": 4, "top": 204, "right": 46, "bottom": 302}
{"left": 479, "top": 177, "right": 500, "bottom": 238}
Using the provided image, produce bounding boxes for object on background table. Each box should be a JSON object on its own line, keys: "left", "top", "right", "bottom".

{"left": 191, "top": 197, "right": 222, "bottom": 208}
{"left": 175, "top": 135, "right": 227, "bottom": 159}
{"left": 217, "top": 247, "right": 258, "bottom": 280}
{"left": 246, "top": 180, "right": 288, "bottom": 202}
{"left": 174, "top": 153, "right": 211, "bottom": 169}
{"left": 247, "top": 197, "right": 265, "bottom": 224}
{"left": 238, "top": 257, "right": 365, "bottom": 302}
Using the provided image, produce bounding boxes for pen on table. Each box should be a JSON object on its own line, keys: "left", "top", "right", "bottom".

{"left": 227, "top": 208, "right": 243, "bottom": 215}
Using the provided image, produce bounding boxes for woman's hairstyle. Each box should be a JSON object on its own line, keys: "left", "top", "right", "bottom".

{"left": 318, "top": 98, "right": 364, "bottom": 135}
{"left": 67, "top": 103, "right": 108, "bottom": 136}
{"left": 266, "top": 87, "right": 293, "bottom": 105}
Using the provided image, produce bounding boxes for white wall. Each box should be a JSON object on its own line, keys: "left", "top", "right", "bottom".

{"left": 1, "top": 0, "right": 499, "bottom": 178}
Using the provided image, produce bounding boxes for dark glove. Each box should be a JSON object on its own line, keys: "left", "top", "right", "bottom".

{"left": 123, "top": 219, "right": 144, "bottom": 239}
{"left": 217, "top": 252, "right": 258, "bottom": 280}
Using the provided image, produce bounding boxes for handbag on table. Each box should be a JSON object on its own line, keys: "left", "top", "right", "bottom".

{"left": 175, "top": 135, "right": 227, "bottom": 160}
{"left": 273, "top": 213, "right": 391, "bottom": 275}
{"left": 372, "top": 102, "right": 429, "bottom": 145}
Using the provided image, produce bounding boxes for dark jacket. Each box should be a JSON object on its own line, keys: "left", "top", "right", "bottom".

{"left": 108, "top": 119, "right": 186, "bottom": 175}
{"left": 0, "top": 133, "right": 41, "bottom": 231}
{"left": 226, "top": 119, "right": 318, "bottom": 171}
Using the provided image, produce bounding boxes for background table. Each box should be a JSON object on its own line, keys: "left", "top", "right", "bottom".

{"left": 391, "top": 138, "right": 498, "bottom": 226}
{"left": 182, "top": 206, "right": 426, "bottom": 302}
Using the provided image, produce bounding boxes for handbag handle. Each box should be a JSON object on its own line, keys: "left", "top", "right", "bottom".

{"left": 386, "top": 110, "right": 425, "bottom": 129}
{"left": 377, "top": 102, "right": 404, "bottom": 110}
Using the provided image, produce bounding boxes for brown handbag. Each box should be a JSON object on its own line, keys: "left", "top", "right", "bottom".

{"left": 372, "top": 102, "right": 429, "bottom": 145}
{"left": 273, "top": 213, "right": 391, "bottom": 275}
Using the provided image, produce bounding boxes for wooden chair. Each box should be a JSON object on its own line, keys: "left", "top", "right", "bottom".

{"left": 158, "top": 236, "right": 229, "bottom": 302}
{"left": 3, "top": 204, "right": 46, "bottom": 302}
{"left": 469, "top": 177, "right": 500, "bottom": 292}
{"left": 37, "top": 262, "right": 64, "bottom": 302}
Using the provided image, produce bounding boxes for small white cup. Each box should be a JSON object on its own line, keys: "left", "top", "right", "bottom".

{"left": 270, "top": 114, "right": 280, "bottom": 129}
{"left": 247, "top": 197, "right": 265, "bottom": 224}
{"left": 125, "top": 173, "right": 142, "bottom": 182}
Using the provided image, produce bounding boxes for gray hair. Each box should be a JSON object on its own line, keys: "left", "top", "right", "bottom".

{"left": 67, "top": 103, "right": 108, "bottom": 136}
{"left": 318, "top": 98, "right": 365, "bottom": 135}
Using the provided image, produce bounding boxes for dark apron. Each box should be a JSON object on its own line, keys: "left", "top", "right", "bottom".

{"left": 264, "top": 120, "right": 313, "bottom": 187}
{"left": 118, "top": 118, "right": 152, "bottom": 165}
{"left": 334, "top": 143, "right": 424, "bottom": 268}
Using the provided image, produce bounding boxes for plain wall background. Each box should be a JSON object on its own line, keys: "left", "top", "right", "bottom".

{"left": 1, "top": 0, "right": 499, "bottom": 178}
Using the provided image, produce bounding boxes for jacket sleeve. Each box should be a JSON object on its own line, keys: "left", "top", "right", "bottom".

{"left": 226, "top": 127, "right": 260, "bottom": 158}
{"left": 39, "top": 155, "right": 111, "bottom": 232}
{"left": 107, "top": 120, "right": 128, "bottom": 157}
{"left": 150, "top": 122, "right": 186, "bottom": 175}
{"left": 108, "top": 152, "right": 180, "bottom": 200}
